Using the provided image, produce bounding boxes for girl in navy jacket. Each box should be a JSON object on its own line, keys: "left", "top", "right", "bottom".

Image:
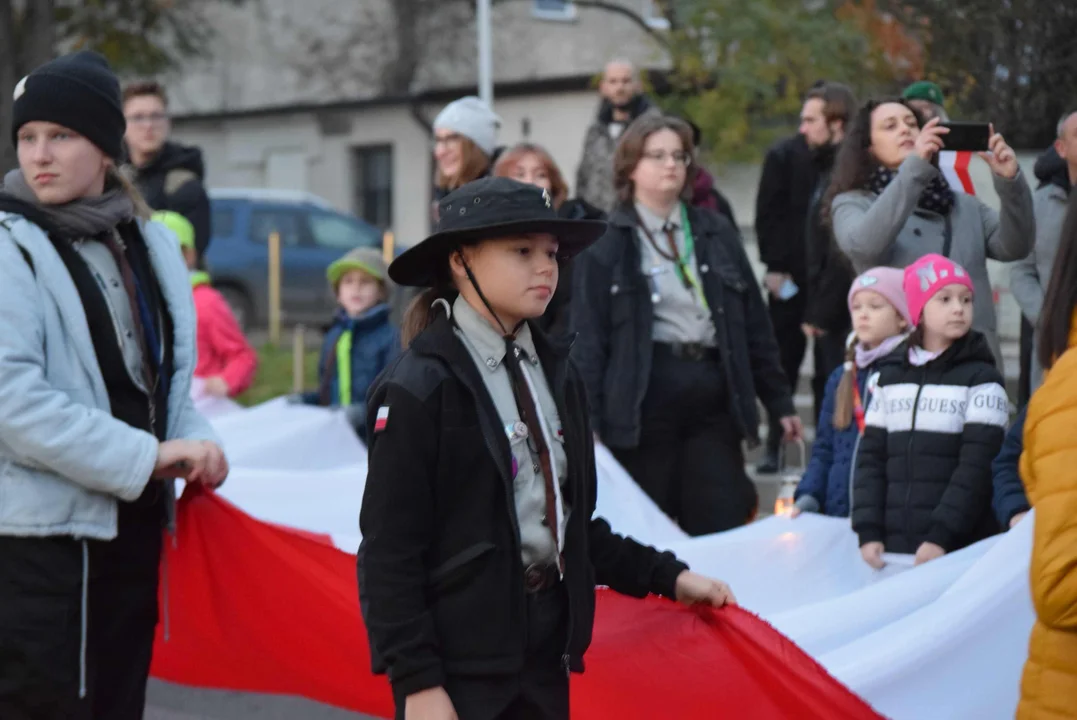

{"left": 793, "top": 267, "right": 911, "bottom": 517}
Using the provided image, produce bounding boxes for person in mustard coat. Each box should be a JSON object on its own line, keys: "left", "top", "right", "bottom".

{"left": 1018, "top": 190, "right": 1077, "bottom": 720}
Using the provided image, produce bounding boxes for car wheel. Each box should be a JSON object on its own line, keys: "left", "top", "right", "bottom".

{"left": 217, "top": 286, "right": 254, "bottom": 332}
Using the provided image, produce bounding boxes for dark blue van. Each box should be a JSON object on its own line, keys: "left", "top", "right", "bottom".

{"left": 205, "top": 189, "right": 383, "bottom": 329}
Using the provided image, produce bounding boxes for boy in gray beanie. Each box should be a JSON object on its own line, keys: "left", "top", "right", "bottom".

{"left": 293, "top": 246, "right": 400, "bottom": 440}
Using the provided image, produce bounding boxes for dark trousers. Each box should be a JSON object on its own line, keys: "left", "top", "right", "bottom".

{"left": 0, "top": 487, "right": 164, "bottom": 720}
{"left": 812, "top": 328, "right": 849, "bottom": 423}
{"left": 1018, "top": 316, "right": 1034, "bottom": 407}
{"left": 766, "top": 293, "right": 807, "bottom": 455}
{"left": 394, "top": 584, "right": 569, "bottom": 720}
{"left": 612, "top": 344, "right": 755, "bottom": 535}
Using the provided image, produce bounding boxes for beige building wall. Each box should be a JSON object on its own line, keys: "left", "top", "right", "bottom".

{"left": 173, "top": 89, "right": 601, "bottom": 250}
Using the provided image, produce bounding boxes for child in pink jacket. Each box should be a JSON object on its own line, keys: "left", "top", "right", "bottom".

{"left": 154, "top": 211, "right": 257, "bottom": 398}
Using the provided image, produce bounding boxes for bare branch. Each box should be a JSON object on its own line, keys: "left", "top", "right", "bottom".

{"left": 573, "top": 0, "right": 670, "bottom": 48}
{"left": 490, "top": 0, "right": 671, "bottom": 49}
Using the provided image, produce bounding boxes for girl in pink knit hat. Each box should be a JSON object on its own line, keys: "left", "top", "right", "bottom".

{"left": 853, "top": 253, "right": 1008, "bottom": 569}
{"left": 792, "top": 267, "right": 910, "bottom": 518}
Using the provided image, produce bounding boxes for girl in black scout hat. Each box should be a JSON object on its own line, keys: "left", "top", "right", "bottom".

{"left": 359, "top": 176, "right": 736, "bottom": 720}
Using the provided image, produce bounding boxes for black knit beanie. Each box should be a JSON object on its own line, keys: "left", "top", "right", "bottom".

{"left": 11, "top": 51, "right": 126, "bottom": 161}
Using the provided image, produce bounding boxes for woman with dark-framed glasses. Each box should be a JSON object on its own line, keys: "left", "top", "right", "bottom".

{"left": 572, "top": 114, "right": 801, "bottom": 535}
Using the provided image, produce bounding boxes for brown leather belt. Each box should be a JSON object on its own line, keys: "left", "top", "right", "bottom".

{"left": 524, "top": 563, "right": 560, "bottom": 593}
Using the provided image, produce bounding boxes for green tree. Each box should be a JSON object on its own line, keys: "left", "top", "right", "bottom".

{"left": 876, "top": 0, "right": 1077, "bottom": 150}
{"left": 642, "top": 0, "right": 903, "bottom": 161}
{"left": 0, "top": 0, "right": 245, "bottom": 171}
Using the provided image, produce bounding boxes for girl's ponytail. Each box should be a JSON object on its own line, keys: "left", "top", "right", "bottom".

{"left": 832, "top": 341, "right": 859, "bottom": 430}
{"left": 401, "top": 285, "right": 456, "bottom": 348}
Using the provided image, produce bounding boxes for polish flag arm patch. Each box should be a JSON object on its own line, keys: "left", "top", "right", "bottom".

{"left": 374, "top": 406, "right": 390, "bottom": 433}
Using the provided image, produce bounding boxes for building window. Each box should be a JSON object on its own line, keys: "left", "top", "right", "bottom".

{"left": 532, "top": 0, "right": 577, "bottom": 21}
{"left": 351, "top": 145, "right": 393, "bottom": 230}
{"left": 642, "top": 1, "right": 671, "bottom": 29}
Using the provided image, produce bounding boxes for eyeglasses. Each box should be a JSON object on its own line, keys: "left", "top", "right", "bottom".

{"left": 641, "top": 150, "right": 691, "bottom": 166}
{"left": 125, "top": 112, "right": 168, "bottom": 126}
{"left": 433, "top": 133, "right": 464, "bottom": 148}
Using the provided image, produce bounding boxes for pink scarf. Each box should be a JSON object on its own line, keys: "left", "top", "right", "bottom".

{"left": 855, "top": 333, "right": 907, "bottom": 369}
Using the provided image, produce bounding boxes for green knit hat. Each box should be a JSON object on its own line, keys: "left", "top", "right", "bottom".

{"left": 152, "top": 210, "right": 195, "bottom": 251}
{"left": 327, "top": 246, "right": 389, "bottom": 290}
{"left": 902, "top": 81, "right": 945, "bottom": 107}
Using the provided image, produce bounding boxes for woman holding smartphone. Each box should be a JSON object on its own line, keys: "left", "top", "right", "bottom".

{"left": 826, "top": 98, "right": 1035, "bottom": 369}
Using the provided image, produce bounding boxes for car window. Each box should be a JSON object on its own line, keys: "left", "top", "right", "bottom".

{"left": 249, "top": 208, "right": 303, "bottom": 247}
{"left": 307, "top": 211, "right": 380, "bottom": 251}
{"left": 211, "top": 206, "right": 235, "bottom": 237}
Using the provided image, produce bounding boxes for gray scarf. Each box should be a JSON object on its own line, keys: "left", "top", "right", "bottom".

{"left": 2, "top": 169, "right": 134, "bottom": 237}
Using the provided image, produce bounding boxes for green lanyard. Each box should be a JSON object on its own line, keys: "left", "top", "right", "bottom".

{"left": 675, "top": 204, "right": 708, "bottom": 310}
{"left": 336, "top": 329, "right": 354, "bottom": 407}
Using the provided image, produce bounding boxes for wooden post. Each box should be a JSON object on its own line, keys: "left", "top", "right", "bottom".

{"left": 292, "top": 324, "right": 306, "bottom": 393}
{"left": 268, "top": 230, "right": 282, "bottom": 347}
{"left": 382, "top": 229, "right": 394, "bottom": 265}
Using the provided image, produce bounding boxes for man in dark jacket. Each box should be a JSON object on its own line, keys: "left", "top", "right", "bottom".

{"left": 575, "top": 60, "right": 660, "bottom": 212}
{"left": 123, "top": 81, "right": 212, "bottom": 263}
{"left": 753, "top": 92, "right": 823, "bottom": 472}
{"left": 800, "top": 82, "right": 858, "bottom": 419}
{"left": 1015, "top": 134, "right": 1074, "bottom": 404}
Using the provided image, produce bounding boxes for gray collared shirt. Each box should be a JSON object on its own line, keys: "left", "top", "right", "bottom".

{"left": 635, "top": 202, "right": 716, "bottom": 346}
{"left": 74, "top": 233, "right": 152, "bottom": 393}
{"left": 452, "top": 296, "right": 569, "bottom": 567}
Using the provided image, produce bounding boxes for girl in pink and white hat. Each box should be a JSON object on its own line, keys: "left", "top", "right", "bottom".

{"left": 792, "top": 267, "right": 910, "bottom": 519}
{"left": 853, "top": 253, "right": 1008, "bottom": 569}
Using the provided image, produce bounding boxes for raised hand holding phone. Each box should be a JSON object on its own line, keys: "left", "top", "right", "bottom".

{"left": 978, "top": 124, "right": 1019, "bottom": 179}
{"left": 914, "top": 117, "right": 948, "bottom": 161}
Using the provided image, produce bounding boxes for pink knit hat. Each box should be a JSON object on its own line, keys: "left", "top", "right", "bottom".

{"left": 848, "top": 267, "right": 912, "bottom": 324}
{"left": 903, "top": 253, "right": 975, "bottom": 326}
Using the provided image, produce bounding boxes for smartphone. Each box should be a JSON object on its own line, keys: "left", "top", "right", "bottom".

{"left": 778, "top": 277, "right": 799, "bottom": 300}
{"left": 939, "top": 122, "right": 991, "bottom": 152}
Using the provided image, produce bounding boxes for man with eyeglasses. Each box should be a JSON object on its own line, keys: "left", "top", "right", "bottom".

{"left": 122, "top": 81, "right": 211, "bottom": 264}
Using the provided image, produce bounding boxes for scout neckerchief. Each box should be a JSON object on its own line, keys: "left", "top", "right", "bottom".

{"left": 461, "top": 258, "right": 565, "bottom": 574}
{"left": 851, "top": 378, "right": 867, "bottom": 434}
{"left": 636, "top": 203, "right": 708, "bottom": 310}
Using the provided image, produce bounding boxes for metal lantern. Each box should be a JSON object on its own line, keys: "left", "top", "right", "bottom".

{"left": 773, "top": 438, "right": 807, "bottom": 516}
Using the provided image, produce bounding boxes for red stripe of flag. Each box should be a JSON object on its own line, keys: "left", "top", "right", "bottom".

{"left": 954, "top": 151, "right": 975, "bottom": 194}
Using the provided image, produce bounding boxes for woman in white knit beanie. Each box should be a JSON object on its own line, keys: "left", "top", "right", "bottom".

{"left": 432, "top": 96, "right": 502, "bottom": 216}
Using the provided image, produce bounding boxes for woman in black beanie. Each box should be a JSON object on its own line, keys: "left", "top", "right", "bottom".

{"left": 0, "top": 51, "right": 228, "bottom": 719}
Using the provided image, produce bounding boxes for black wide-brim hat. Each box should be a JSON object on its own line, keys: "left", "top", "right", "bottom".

{"left": 389, "top": 176, "right": 608, "bottom": 287}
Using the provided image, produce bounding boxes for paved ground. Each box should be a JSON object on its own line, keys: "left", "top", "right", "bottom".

{"left": 145, "top": 680, "right": 376, "bottom": 719}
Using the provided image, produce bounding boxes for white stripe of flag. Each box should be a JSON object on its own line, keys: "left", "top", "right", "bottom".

{"left": 939, "top": 150, "right": 975, "bottom": 195}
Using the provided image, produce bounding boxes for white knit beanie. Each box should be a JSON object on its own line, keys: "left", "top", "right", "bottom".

{"left": 433, "top": 96, "right": 501, "bottom": 156}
